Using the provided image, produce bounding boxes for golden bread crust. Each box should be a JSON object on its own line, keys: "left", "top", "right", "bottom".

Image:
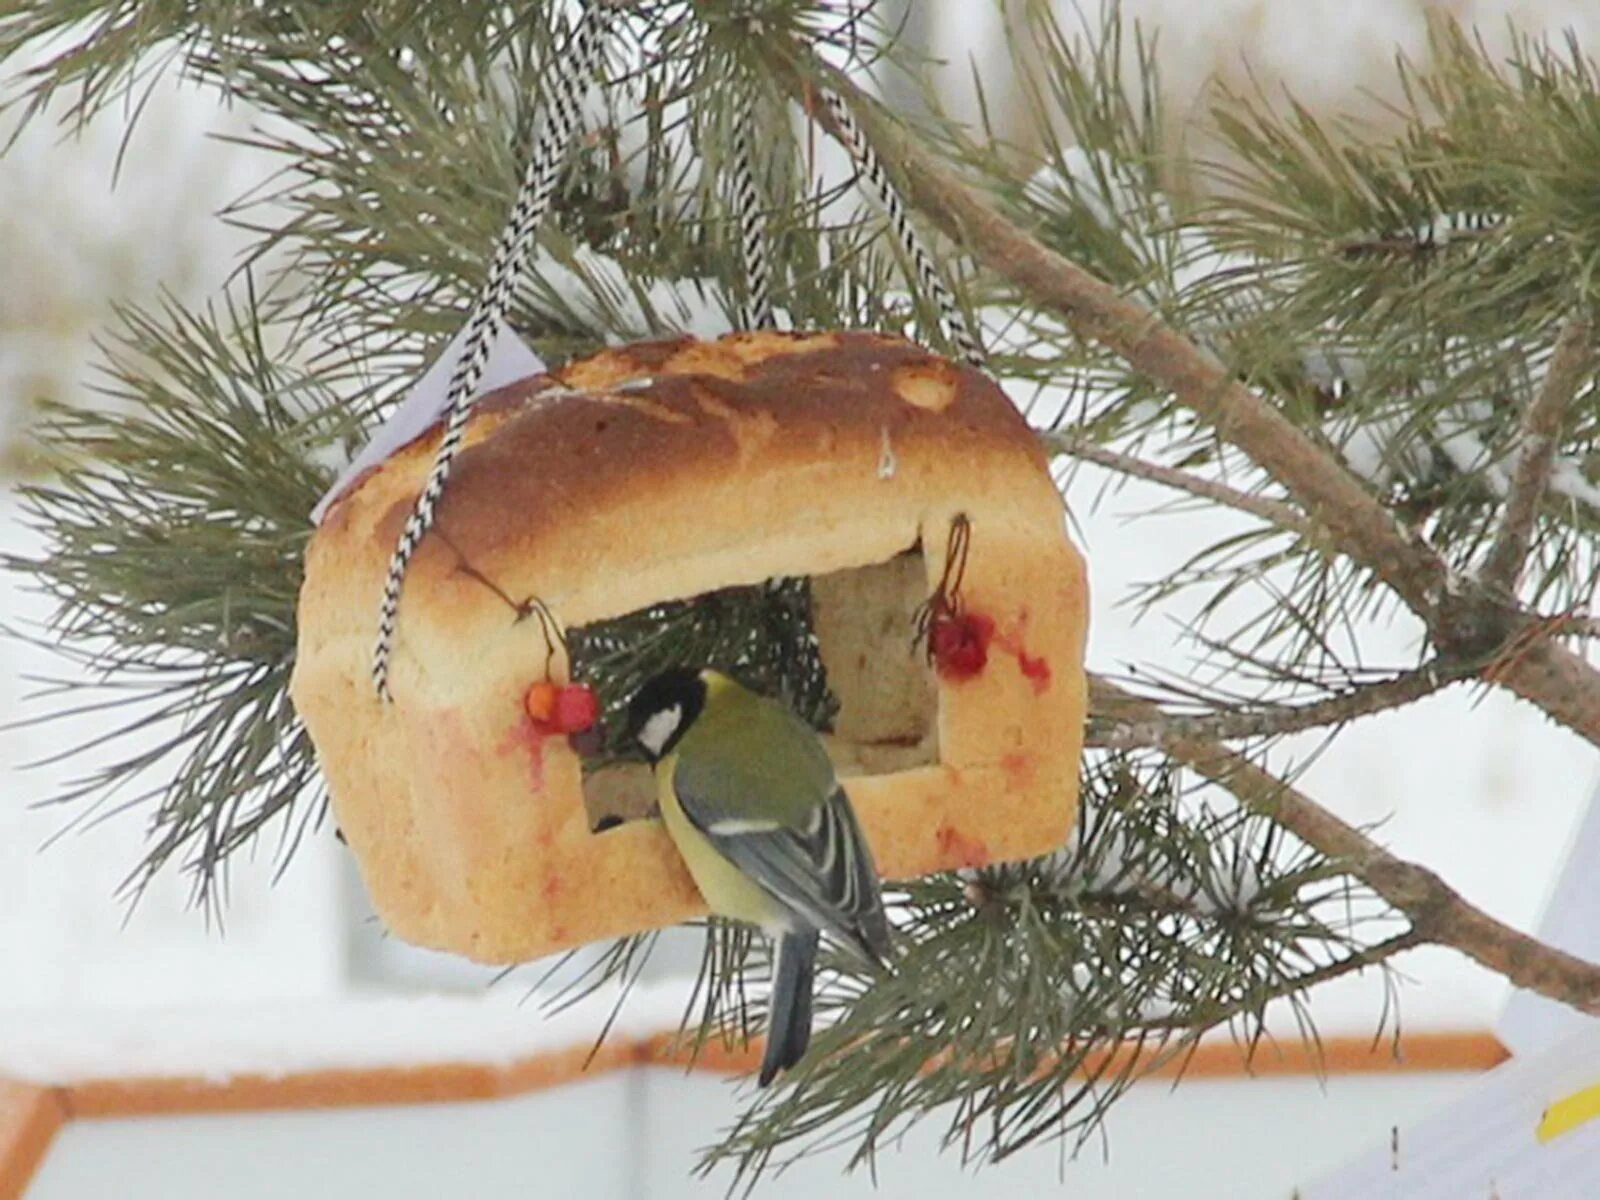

{"left": 292, "top": 331, "right": 1088, "bottom": 962}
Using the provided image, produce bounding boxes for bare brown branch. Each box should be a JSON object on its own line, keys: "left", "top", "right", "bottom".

{"left": 1480, "top": 318, "right": 1593, "bottom": 593}
{"left": 1089, "top": 659, "right": 1464, "bottom": 748}
{"left": 1485, "top": 633, "right": 1600, "bottom": 741}
{"left": 1042, "top": 430, "right": 1313, "bottom": 537}
{"left": 1092, "top": 675, "right": 1600, "bottom": 1015}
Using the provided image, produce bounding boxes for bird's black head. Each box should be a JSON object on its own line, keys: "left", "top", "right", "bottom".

{"left": 625, "top": 666, "right": 707, "bottom": 763}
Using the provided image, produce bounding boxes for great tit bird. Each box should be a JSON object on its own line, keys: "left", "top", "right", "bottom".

{"left": 625, "top": 667, "right": 890, "bottom": 1086}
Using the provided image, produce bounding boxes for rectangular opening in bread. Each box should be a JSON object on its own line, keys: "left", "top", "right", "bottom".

{"left": 574, "top": 546, "right": 940, "bottom": 833}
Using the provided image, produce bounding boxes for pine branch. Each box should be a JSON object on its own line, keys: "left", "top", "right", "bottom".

{"left": 1137, "top": 928, "right": 1425, "bottom": 1036}
{"left": 14, "top": 10, "right": 1572, "bottom": 1179}
{"left": 1088, "top": 659, "right": 1466, "bottom": 749}
{"left": 1479, "top": 316, "right": 1593, "bottom": 593}
{"left": 6, "top": 289, "right": 338, "bottom": 904}
{"left": 783, "top": 57, "right": 1450, "bottom": 612}
{"left": 1092, "top": 674, "right": 1600, "bottom": 1015}
{"left": 1043, "top": 430, "right": 1313, "bottom": 537}
{"left": 704, "top": 754, "right": 1399, "bottom": 1179}
{"left": 776, "top": 50, "right": 1600, "bottom": 751}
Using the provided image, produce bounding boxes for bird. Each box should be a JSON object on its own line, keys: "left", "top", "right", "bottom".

{"left": 624, "top": 666, "right": 890, "bottom": 1086}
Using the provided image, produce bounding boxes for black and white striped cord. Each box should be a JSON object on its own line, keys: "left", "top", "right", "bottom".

{"left": 371, "top": 5, "right": 613, "bottom": 701}
{"left": 817, "top": 88, "right": 985, "bottom": 370}
{"left": 734, "top": 115, "right": 824, "bottom": 679}
{"left": 730, "top": 121, "right": 776, "bottom": 330}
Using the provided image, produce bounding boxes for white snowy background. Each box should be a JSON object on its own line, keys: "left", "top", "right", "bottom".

{"left": 2, "top": 3, "right": 1599, "bottom": 1198}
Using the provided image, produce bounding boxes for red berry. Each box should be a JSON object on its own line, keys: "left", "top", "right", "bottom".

{"left": 930, "top": 611, "right": 993, "bottom": 681}
{"left": 524, "top": 681, "right": 559, "bottom": 724}
{"left": 553, "top": 684, "right": 600, "bottom": 733}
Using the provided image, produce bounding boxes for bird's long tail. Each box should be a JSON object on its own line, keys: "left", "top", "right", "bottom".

{"left": 760, "top": 930, "right": 818, "bottom": 1087}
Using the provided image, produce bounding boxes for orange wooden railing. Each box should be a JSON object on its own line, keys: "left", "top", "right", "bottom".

{"left": 0, "top": 1029, "right": 1507, "bottom": 1198}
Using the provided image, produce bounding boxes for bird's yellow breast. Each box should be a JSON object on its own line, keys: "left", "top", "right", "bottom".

{"left": 657, "top": 752, "right": 786, "bottom": 931}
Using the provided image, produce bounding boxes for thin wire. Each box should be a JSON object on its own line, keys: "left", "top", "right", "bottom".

{"left": 372, "top": 4, "right": 614, "bottom": 700}
{"left": 818, "top": 88, "right": 985, "bottom": 369}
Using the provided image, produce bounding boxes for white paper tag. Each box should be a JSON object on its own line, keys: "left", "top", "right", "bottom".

{"left": 1497, "top": 773, "right": 1600, "bottom": 1058}
{"left": 311, "top": 323, "right": 546, "bottom": 523}
{"left": 1299, "top": 1023, "right": 1600, "bottom": 1199}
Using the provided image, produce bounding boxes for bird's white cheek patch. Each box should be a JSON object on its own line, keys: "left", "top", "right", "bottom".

{"left": 638, "top": 705, "right": 681, "bottom": 756}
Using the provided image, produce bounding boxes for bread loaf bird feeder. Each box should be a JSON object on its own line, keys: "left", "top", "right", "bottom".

{"left": 289, "top": 6, "right": 1088, "bottom": 964}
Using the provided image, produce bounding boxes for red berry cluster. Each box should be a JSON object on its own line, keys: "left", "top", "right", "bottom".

{"left": 928, "top": 610, "right": 994, "bottom": 681}
{"left": 524, "top": 681, "right": 600, "bottom": 735}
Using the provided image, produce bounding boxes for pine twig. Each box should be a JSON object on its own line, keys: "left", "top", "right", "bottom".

{"left": 1092, "top": 674, "right": 1600, "bottom": 1015}
{"left": 775, "top": 53, "right": 1600, "bottom": 752}
{"left": 1043, "top": 430, "right": 1313, "bottom": 537}
{"left": 1137, "top": 929, "right": 1426, "bottom": 1035}
{"left": 704, "top": 755, "right": 1399, "bottom": 1177}
{"left": 851, "top": 929, "right": 1426, "bottom": 1077}
{"left": 1088, "top": 659, "right": 1464, "bottom": 749}
{"left": 1479, "top": 317, "right": 1593, "bottom": 594}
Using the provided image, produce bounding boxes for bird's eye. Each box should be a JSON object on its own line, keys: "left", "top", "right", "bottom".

{"left": 637, "top": 704, "right": 682, "bottom": 757}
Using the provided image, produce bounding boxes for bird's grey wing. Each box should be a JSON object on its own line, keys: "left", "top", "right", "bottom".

{"left": 673, "top": 761, "right": 889, "bottom": 964}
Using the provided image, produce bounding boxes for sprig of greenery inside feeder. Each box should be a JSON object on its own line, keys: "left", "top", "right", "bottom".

{"left": 568, "top": 577, "right": 837, "bottom": 771}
